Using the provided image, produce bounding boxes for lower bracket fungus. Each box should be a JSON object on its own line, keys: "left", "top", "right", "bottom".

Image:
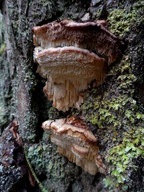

{"left": 33, "top": 19, "right": 123, "bottom": 112}
{"left": 42, "top": 116, "right": 107, "bottom": 175}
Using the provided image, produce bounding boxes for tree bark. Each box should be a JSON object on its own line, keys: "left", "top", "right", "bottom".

{"left": 0, "top": 0, "right": 144, "bottom": 192}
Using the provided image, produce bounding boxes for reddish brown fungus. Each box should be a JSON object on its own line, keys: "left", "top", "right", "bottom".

{"left": 42, "top": 116, "right": 106, "bottom": 175}
{"left": 33, "top": 20, "right": 123, "bottom": 111}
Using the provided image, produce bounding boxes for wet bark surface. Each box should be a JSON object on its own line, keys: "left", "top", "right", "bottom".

{"left": 0, "top": 0, "right": 143, "bottom": 192}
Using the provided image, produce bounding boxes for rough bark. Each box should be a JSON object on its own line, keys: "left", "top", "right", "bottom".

{"left": 0, "top": 0, "right": 144, "bottom": 192}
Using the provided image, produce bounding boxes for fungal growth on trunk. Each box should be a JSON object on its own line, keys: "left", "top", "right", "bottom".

{"left": 42, "top": 116, "right": 106, "bottom": 175}
{"left": 33, "top": 19, "right": 123, "bottom": 111}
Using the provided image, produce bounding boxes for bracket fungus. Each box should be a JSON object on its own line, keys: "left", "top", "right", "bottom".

{"left": 33, "top": 19, "right": 123, "bottom": 111}
{"left": 42, "top": 116, "right": 107, "bottom": 175}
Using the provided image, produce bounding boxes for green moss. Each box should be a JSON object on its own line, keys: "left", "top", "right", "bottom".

{"left": 0, "top": 44, "right": 6, "bottom": 55}
{"left": 108, "top": 1, "right": 144, "bottom": 36}
{"left": 82, "top": 55, "right": 142, "bottom": 128}
{"left": 81, "top": 53, "right": 144, "bottom": 190}
{"left": 104, "top": 127, "right": 144, "bottom": 190}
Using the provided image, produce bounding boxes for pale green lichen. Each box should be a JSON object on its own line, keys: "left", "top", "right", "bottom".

{"left": 27, "top": 133, "right": 79, "bottom": 191}
{"left": 27, "top": 144, "right": 47, "bottom": 175}
{"left": 24, "top": 146, "right": 48, "bottom": 192}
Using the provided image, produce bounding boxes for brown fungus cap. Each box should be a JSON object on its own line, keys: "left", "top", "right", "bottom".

{"left": 34, "top": 47, "right": 106, "bottom": 81}
{"left": 33, "top": 19, "right": 123, "bottom": 65}
{"left": 33, "top": 19, "right": 123, "bottom": 111}
{"left": 42, "top": 116, "right": 98, "bottom": 143}
{"left": 34, "top": 46, "right": 106, "bottom": 111}
{"left": 42, "top": 116, "right": 106, "bottom": 175}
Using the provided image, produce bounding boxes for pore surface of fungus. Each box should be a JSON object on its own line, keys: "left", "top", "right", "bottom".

{"left": 42, "top": 116, "right": 106, "bottom": 175}
{"left": 33, "top": 19, "right": 123, "bottom": 111}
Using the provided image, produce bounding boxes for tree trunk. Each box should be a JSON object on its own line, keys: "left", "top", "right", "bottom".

{"left": 0, "top": 0, "right": 144, "bottom": 192}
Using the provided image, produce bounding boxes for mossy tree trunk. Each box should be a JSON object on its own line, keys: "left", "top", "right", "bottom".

{"left": 0, "top": 0, "right": 144, "bottom": 192}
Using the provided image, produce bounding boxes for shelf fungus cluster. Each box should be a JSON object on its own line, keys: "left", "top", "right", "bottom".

{"left": 33, "top": 19, "right": 123, "bottom": 175}
{"left": 33, "top": 19, "right": 123, "bottom": 111}
{"left": 42, "top": 116, "right": 107, "bottom": 175}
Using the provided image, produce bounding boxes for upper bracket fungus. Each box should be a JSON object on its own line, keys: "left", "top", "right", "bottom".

{"left": 42, "top": 116, "right": 107, "bottom": 175}
{"left": 33, "top": 19, "right": 123, "bottom": 112}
